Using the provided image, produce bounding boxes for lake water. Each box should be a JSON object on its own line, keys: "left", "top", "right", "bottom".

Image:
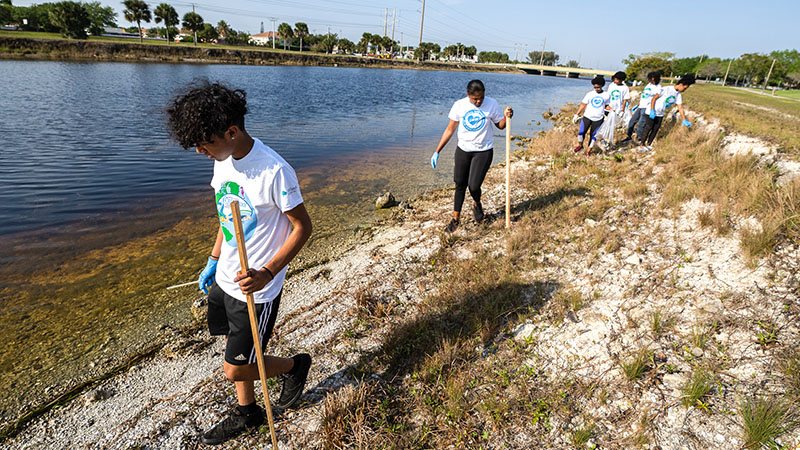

{"left": 0, "top": 60, "right": 589, "bottom": 431}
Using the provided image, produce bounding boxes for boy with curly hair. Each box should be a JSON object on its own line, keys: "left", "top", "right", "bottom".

{"left": 166, "top": 80, "right": 313, "bottom": 445}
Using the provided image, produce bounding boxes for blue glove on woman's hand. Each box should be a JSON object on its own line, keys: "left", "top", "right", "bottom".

{"left": 682, "top": 119, "right": 692, "bottom": 128}
{"left": 648, "top": 109, "right": 656, "bottom": 119}
{"left": 198, "top": 256, "right": 218, "bottom": 294}
{"left": 430, "top": 152, "right": 439, "bottom": 169}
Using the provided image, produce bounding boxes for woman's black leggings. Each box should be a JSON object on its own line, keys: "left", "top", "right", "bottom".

{"left": 453, "top": 146, "right": 493, "bottom": 212}
{"left": 641, "top": 116, "right": 663, "bottom": 145}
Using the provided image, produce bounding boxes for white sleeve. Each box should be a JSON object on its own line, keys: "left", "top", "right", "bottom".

{"left": 675, "top": 92, "right": 683, "bottom": 105}
{"left": 271, "top": 165, "right": 304, "bottom": 213}
{"left": 581, "top": 92, "right": 592, "bottom": 104}
{"left": 447, "top": 101, "right": 460, "bottom": 122}
{"left": 623, "top": 87, "right": 631, "bottom": 100}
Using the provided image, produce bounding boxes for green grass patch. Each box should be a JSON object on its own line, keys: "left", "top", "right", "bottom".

{"left": 740, "top": 395, "right": 798, "bottom": 449}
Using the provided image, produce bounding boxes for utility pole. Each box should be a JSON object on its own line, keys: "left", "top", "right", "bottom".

{"left": 384, "top": 8, "right": 388, "bottom": 36}
{"left": 192, "top": 4, "right": 197, "bottom": 45}
{"left": 418, "top": 0, "right": 425, "bottom": 46}
{"left": 400, "top": 31, "right": 404, "bottom": 54}
{"left": 763, "top": 58, "right": 776, "bottom": 90}
{"left": 260, "top": 21, "right": 264, "bottom": 34}
{"left": 538, "top": 37, "right": 546, "bottom": 66}
{"left": 722, "top": 59, "right": 732, "bottom": 86}
{"left": 391, "top": 8, "right": 396, "bottom": 41}
{"left": 695, "top": 54, "right": 704, "bottom": 76}
{"left": 270, "top": 18, "right": 276, "bottom": 49}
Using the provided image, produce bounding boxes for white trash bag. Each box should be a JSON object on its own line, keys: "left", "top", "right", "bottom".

{"left": 597, "top": 110, "right": 619, "bottom": 145}
{"left": 621, "top": 108, "right": 633, "bottom": 129}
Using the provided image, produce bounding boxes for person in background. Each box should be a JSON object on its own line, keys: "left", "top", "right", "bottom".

{"left": 620, "top": 71, "right": 662, "bottom": 146}
{"left": 572, "top": 75, "right": 611, "bottom": 155}
{"left": 638, "top": 74, "right": 696, "bottom": 151}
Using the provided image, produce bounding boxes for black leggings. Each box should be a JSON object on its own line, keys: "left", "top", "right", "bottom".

{"left": 641, "top": 116, "right": 663, "bottom": 145}
{"left": 578, "top": 116, "right": 604, "bottom": 146}
{"left": 453, "top": 146, "right": 493, "bottom": 212}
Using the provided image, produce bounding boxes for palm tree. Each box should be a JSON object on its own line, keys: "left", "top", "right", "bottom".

{"left": 182, "top": 11, "right": 203, "bottom": 46}
{"left": 294, "top": 22, "right": 308, "bottom": 52}
{"left": 122, "top": 0, "right": 151, "bottom": 44}
{"left": 153, "top": 3, "right": 178, "bottom": 45}
{"left": 277, "top": 22, "right": 293, "bottom": 50}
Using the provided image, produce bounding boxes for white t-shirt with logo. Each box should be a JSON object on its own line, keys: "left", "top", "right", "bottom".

{"left": 649, "top": 85, "right": 682, "bottom": 117}
{"left": 581, "top": 90, "right": 611, "bottom": 121}
{"left": 638, "top": 83, "right": 663, "bottom": 109}
{"left": 448, "top": 96, "right": 504, "bottom": 152}
{"left": 210, "top": 138, "right": 304, "bottom": 304}
{"left": 608, "top": 82, "right": 631, "bottom": 113}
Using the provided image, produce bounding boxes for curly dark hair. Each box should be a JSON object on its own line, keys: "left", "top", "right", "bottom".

{"left": 166, "top": 80, "right": 248, "bottom": 149}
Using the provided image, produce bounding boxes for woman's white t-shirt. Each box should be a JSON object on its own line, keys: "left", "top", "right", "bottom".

{"left": 608, "top": 83, "right": 631, "bottom": 113}
{"left": 638, "top": 83, "right": 663, "bottom": 108}
{"left": 649, "top": 85, "right": 682, "bottom": 117}
{"left": 448, "top": 96, "right": 504, "bottom": 152}
{"left": 210, "top": 138, "right": 304, "bottom": 304}
{"left": 581, "top": 90, "right": 611, "bottom": 121}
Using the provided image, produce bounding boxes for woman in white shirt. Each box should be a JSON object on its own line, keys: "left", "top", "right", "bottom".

{"left": 431, "top": 80, "right": 513, "bottom": 232}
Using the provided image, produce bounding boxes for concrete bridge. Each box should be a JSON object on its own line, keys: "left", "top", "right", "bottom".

{"left": 517, "top": 63, "right": 615, "bottom": 79}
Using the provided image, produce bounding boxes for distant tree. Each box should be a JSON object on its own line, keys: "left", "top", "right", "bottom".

{"left": 463, "top": 45, "right": 477, "bottom": 58}
{"left": 49, "top": 1, "right": 90, "bottom": 39}
{"left": 0, "top": 0, "right": 11, "bottom": 25}
{"left": 197, "top": 22, "right": 217, "bottom": 43}
{"left": 277, "top": 22, "right": 293, "bottom": 50}
{"left": 181, "top": 11, "right": 202, "bottom": 46}
{"left": 153, "top": 3, "right": 178, "bottom": 44}
{"left": 215, "top": 19, "right": 230, "bottom": 39}
{"left": 14, "top": 4, "right": 59, "bottom": 31}
{"left": 414, "top": 42, "right": 440, "bottom": 60}
{"left": 697, "top": 59, "right": 724, "bottom": 80}
{"left": 294, "top": 22, "right": 308, "bottom": 52}
{"left": 786, "top": 71, "right": 800, "bottom": 88}
{"left": 381, "top": 36, "right": 395, "bottom": 54}
{"left": 672, "top": 56, "right": 704, "bottom": 75}
{"left": 623, "top": 53, "right": 673, "bottom": 81}
{"left": 565, "top": 59, "right": 579, "bottom": 68}
{"left": 122, "top": 0, "right": 150, "bottom": 43}
{"left": 82, "top": 2, "right": 116, "bottom": 35}
{"left": 337, "top": 37, "right": 354, "bottom": 54}
{"left": 738, "top": 53, "right": 774, "bottom": 84}
{"left": 442, "top": 44, "right": 457, "bottom": 58}
{"left": 225, "top": 29, "right": 250, "bottom": 46}
{"left": 478, "top": 51, "right": 510, "bottom": 64}
{"left": 527, "top": 50, "right": 558, "bottom": 66}
{"left": 356, "top": 32, "right": 373, "bottom": 54}
{"left": 369, "top": 33, "right": 382, "bottom": 53}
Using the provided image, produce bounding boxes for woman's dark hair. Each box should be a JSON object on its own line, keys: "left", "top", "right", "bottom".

{"left": 467, "top": 79, "right": 485, "bottom": 94}
{"left": 591, "top": 76, "right": 606, "bottom": 87}
{"left": 647, "top": 71, "right": 662, "bottom": 84}
{"left": 678, "top": 74, "right": 696, "bottom": 86}
{"left": 166, "top": 80, "right": 248, "bottom": 149}
{"left": 613, "top": 71, "right": 627, "bottom": 81}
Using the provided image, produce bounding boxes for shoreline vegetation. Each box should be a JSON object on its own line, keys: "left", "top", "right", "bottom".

{"left": 3, "top": 84, "right": 799, "bottom": 448}
{"left": 0, "top": 35, "right": 520, "bottom": 72}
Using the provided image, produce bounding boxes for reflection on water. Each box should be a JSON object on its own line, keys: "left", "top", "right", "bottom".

{"left": 0, "top": 60, "right": 589, "bottom": 430}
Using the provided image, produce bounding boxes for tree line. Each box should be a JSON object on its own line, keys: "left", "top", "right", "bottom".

{"left": 624, "top": 51, "right": 800, "bottom": 87}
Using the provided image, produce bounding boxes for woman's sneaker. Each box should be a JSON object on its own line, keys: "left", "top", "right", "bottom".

{"left": 572, "top": 144, "right": 583, "bottom": 153}
{"left": 275, "top": 353, "right": 312, "bottom": 409}
{"left": 444, "top": 218, "right": 459, "bottom": 233}
{"left": 473, "top": 203, "right": 484, "bottom": 223}
{"left": 200, "top": 404, "right": 265, "bottom": 445}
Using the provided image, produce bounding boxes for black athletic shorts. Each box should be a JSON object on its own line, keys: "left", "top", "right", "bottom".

{"left": 207, "top": 282, "right": 281, "bottom": 366}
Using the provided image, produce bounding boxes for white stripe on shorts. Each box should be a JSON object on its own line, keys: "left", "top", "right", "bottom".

{"left": 248, "top": 300, "right": 274, "bottom": 365}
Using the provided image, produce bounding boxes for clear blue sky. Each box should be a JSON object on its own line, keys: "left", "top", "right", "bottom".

{"left": 13, "top": 0, "right": 800, "bottom": 69}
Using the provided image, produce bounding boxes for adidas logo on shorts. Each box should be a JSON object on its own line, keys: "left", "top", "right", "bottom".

{"left": 235, "top": 354, "right": 247, "bottom": 361}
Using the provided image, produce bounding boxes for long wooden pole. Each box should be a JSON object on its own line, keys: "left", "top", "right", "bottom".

{"left": 722, "top": 59, "right": 732, "bottom": 86}
{"left": 505, "top": 116, "right": 511, "bottom": 229}
{"left": 763, "top": 59, "right": 776, "bottom": 91}
{"left": 230, "top": 200, "right": 279, "bottom": 450}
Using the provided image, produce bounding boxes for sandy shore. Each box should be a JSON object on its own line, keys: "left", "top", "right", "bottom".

{"left": 3, "top": 106, "right": 799, "bottom": 449}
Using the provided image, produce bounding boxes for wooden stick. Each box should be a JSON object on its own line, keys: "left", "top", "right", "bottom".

{"left": 505, "top": 114, "right": 511, "bottom": 229}
{"left": 230, "top": 200, "right": 279, "bottom": 450}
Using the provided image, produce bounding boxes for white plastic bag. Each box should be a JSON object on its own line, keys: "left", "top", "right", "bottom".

{"left": 597, "top": 111, "right": 619, "bottom": 145}
{"left": 621, "top": 108, "right": 632, "bottom": 129}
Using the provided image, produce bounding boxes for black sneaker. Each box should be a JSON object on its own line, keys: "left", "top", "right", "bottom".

{"left": 275, "top": 353, "right": 311, "bottom": 409}
{"left": 473, "top": 202, "right": 484, "bottom": 223}
{"left": 619, "top": 137, "right": 633, "bottom": 146}
{"left": 444, "top": 218, "right": 459, "bottom": 233}
{"left": 200, "top": 404, "right": 265, "bottom": 445}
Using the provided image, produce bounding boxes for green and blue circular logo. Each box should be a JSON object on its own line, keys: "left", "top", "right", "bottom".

{"left": 463, "top": 109, "right": 487, "bottom": 132}
{"left": 664, "top": 95, "right": 676, "bottom": 109}
{"left": 610, "top": 89, "right": 621, "bottom": 101}
{"left": 642, "top": 87, "right": 653, "bottom": 99}
{"left": 215, "top": 181, "right": 258, "bottom": 247}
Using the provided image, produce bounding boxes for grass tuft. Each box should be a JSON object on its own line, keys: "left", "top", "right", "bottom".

{"left": 621, "top": 347, "right": 653, "bottom": 381}
{"left": 740, "top": 395, "right": 798, "bottom": 449}
{"left": 681, "top": 368, "right": 714, "bottom": 409}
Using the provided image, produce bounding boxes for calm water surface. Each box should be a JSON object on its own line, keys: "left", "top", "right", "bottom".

{"left": 0, "top": 60, "right": 589, "bottom": 429}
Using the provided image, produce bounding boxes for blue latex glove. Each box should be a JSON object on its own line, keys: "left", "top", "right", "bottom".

{"left": 682, "top": 119, "right": 692, "bottom": 128}
{"left": 430, "top": 152, "right": 439, "bottom": 169}
{"left": 631, "top": 105, "right": 638, "bottom": 112}
{"left": 198, "top": 256, "right": 218, "bottom": 294}
{"left": 648, "top": 109, "right": 656, "bottom": 119}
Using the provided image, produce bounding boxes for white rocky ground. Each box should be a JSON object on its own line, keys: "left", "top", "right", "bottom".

{"left": 4, "top": 111, "right": 798, "bottom": 450}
